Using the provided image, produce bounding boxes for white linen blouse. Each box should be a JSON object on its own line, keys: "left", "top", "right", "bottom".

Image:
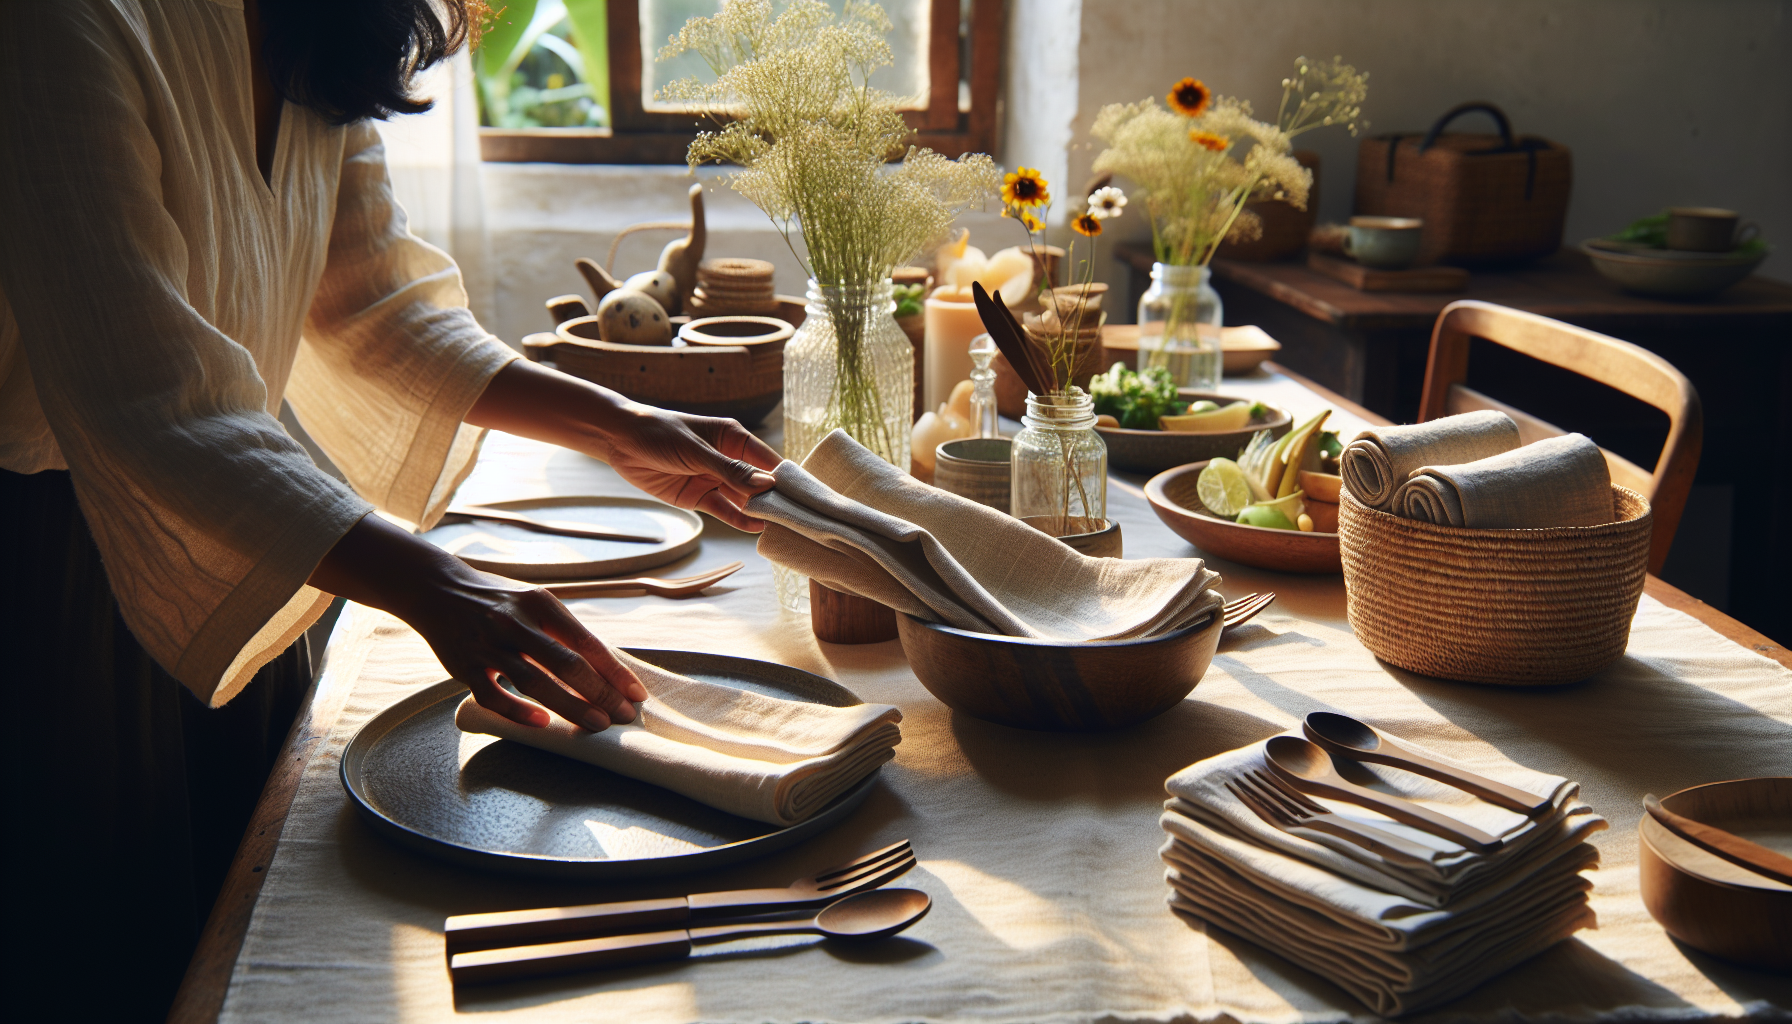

{"left": 0, "top": 0, "right": 519, "bottom": 705}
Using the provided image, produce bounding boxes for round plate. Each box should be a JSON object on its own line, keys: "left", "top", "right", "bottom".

{"left": 1146, "top": 460, "right": 1342, "bottom": 574}
{"left": 421, "top": 496, "right": 702, "bottom": 581}
{"left": 340, "top": 649, "right": 881, "bottom": 880}
{"left": 1097, "top": 394, "right": 1291, "bottom": 475}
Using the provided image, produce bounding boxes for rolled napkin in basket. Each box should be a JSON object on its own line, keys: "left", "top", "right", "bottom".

{"left": 1394, "top": 433, "right": 1614, "bottom": 529}
{"left": 455, "top": 651, "right": 901, "bottom": 826}
{"left": 745, "top": 429, "right": 1224, "bottom": 640}
{"left": 1341, "top": 410, "right": 1520, "bottom": 510}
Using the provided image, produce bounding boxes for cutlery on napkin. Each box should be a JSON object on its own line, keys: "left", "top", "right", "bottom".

{"left": 1340, "top": 410, "right": 1520, "bottom": 510}
{"left": 1393, "top": 433, "right": 1615, "bottom": 529}
{"left": 455, "top": 650, "right": 901, "bottom": 826}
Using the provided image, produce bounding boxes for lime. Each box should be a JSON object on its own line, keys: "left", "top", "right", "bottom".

{"left": 1237, "top": 505, "right": 1296, "bottom": 530}
{"left": 1196, "top": 458, "right": 1253, "bottom": 517}
{"left": 1257, "top": 489, "right": 1307, "bottom": 522}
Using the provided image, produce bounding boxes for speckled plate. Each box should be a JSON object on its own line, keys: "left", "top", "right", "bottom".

{"left": 340, "top": 649, "right": 881, "bottom": 880}
{"left": 418, "top": 495, "right": 702, "bottom": 581}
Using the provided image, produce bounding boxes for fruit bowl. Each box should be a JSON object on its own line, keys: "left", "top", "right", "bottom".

{"left": 1145, "top": 460, "right": 1342, "bottom": 574}
{"left": 1098, "top": 394, "right": 1291, "bottom": 475}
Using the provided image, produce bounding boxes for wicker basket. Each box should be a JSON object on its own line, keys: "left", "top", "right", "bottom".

{"left": 1338, "top": 485, "right": 1650, "bottom": 685}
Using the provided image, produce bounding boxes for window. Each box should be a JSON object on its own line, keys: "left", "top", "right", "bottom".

{"left": 475, "top": 0, "right": 1003, "bottom": 163}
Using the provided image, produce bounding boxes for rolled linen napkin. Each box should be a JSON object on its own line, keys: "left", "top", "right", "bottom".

{"left": 1394, "top": 433, "right": 1614, "bottom": 529}
{"left": 1341, "top": 410, "right": 1520, "bottom": 510}
{"left": 746, "top": 429, "right": 1224, "bottom": 641}
{"left": 455, "top": 650, "right": 901, "bottom": 826}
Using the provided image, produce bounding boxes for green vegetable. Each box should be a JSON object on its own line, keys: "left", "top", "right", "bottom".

{"left": 893, "top": 283, "right": 926, "bottom": 318}
{"left": 1248, "top": 401, "right": 1268, "bottom": 419}
{"left": 1090, "top": 362, "right": 1187, "bottom": 430}
{"left": 1318, "top": 430, "right": 1342, "bottom": 458}
{"left": 1610, "top": 211, "right": 1769, "bottom": 255}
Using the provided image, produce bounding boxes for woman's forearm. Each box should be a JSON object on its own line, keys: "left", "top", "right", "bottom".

{"left": 465, "top": 359, "right": 634, "bottom": 458}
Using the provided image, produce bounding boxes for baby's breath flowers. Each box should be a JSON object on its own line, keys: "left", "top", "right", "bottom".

{"left": 1167, "top": 77, "right": 1213, "bottom": 117}
{"left": 1277, "top": 56, "right": 1370, "bottom": 137}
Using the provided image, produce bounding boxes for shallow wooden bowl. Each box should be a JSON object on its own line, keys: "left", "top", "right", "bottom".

{"left": 1146, "top": 460, "right": 1342, "bottom": 574}
{"left": 1018, "top": 515, "right": 1122, "bottom": 558}
{"left": 1098, "top": 394, "right": 1291, "bottom": 475}
{"left": 896, "top": 611, "right": 1222, "bottom": 732}
{"left": 1639, "top": 777, "right": 1792, "bottom": 971}
{"left": 678, "top": 315, "right": 794, "bottom": 348}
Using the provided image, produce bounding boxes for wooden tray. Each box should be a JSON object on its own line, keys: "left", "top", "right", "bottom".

{"left": 420, "top": 496, "right": 702, "bottom": 581}
{"left": 1146, "top": 460, "right": 1342, "bottom": 574}
{"left": 1307, "top": 253, "right": 1468, "bottom": 292}
{"left": 339, "top": 650, "right": 881, "bottom": 880}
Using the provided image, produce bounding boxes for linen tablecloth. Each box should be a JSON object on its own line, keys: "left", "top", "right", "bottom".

{"left": 219, "top": 372, "right": 1792, "bottom": 1023}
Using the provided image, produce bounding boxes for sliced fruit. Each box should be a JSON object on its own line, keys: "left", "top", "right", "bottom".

{"left": 1189, "top": 400, "right": 1221, "bottom": 413}
{"left": 1237, "top": 505, "right": 1296, "bottom": 530}
{"left": 1297, "top": 513, "right": 1315, "bottom": 532}
{"left": 1196, "top": 458, "right": 1253, "bottom": 517}
{"left": 1275, "top": 409, "right": 1332, "bottom": 497}
{"left": 1297, "top": 470, "right": 1343, "bottom": 503}
{"left": 1161, "top": 400, "right": 1252, "bottom": 433}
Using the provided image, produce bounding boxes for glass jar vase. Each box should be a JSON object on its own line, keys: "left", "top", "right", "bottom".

{"left": 1010, "top": 388, "right": 1107, "bottom": 538}
{"left": 1136, "top": 262, "right": 1223, "bottom": 391}
{"left": 775, "top": 278, "right": 914, "bottom": 612}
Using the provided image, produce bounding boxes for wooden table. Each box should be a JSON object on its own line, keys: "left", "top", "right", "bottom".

{"left": 1114, "top": 244, "right": 1792, "bottom": 645}
{"left": 171, "top": 367, "right": 1792, "bottom": 1023}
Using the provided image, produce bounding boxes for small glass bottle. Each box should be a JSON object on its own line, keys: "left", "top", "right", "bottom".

{"left": 968, "top": 333, "right": 1000, "bottom": 439}
{"left": 1010, "top": 387, "right": 1107, "bottom": 537}
{"left": 1136, "top": 262, "right": 1223, "bottom": 391}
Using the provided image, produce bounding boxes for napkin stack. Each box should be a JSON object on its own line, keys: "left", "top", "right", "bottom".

{"left": 1160, "top": 736, "right": 1607, "bottom": 1016}
{"left": 745, "top": 429, "right": 1224, "bottom": 640}
{"left": 1343, "top": 412, "right": 1615, "bottom": 529}
{"left": 456, "top": 650, "right": 901, "bottom": 826}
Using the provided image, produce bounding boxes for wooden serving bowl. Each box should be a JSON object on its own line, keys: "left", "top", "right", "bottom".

{"left": 896, "top": 612, "right": 1222, "bottom": 732}
{"left": 1146, "top": 460, "right": 1342, "bottom": 574}
{"left": 1639, "top": 777, "right": 1792, "bottom": 971}
{"left": 1098, "top": 394, "right": 1291, "bottom": 475}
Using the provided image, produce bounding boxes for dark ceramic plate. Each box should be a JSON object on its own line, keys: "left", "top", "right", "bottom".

{"left": 340, "top": 649, "right": 879, "bottom": 880}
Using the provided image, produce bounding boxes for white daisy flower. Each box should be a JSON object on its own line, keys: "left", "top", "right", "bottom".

{"left": 1088, "top": 186, "right": 1128, "bottom": 220}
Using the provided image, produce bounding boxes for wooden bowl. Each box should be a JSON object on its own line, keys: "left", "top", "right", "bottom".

{"left": 1582, "top": 240, "right": 1768, "bottom": 298}
{"left": 1098, "top": 324, "right": 1284, "bottom": 377}
{"left": 1099, "top": 394, "right": 1292, "bottom": 476}
{"left": 897, "top": 612, "right": 1223, "bottom": 732}
{"left": 1018, "top": 515, "right": 1122, "bottom": 558}
{"left": 1146, "top": 460, "right": 1342, "bottom": 574}
{"left": 678, "top": 315, "right": 794, "bottom": 348}
{"left": 1639, "top": 777, "right": 1792, "bottom": 971}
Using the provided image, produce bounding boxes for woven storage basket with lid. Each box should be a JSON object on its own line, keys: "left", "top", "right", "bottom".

{"left": 1338, "top": 485, "right": 1650, "bottom": 685}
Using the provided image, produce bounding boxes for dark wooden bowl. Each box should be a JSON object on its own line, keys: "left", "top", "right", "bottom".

{"left": 896, "top": 611, "right": 1222, "bottom": 732}
{"left": 1097, "top": 393, "right": 1291, "bottom": 475}
{"left": 1639, "top": 777, "right": 1792, "bottom": 971}
{"left": 1146, "top": 460, "right": 1342, "bottom": 574}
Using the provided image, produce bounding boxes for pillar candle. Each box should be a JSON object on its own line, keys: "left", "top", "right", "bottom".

{"left": 923, "top": 292, "right": 985, "bottom": 413}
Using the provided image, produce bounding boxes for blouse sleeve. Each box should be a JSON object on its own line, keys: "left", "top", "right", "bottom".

{"left": 284, "top": 119, "right": 519, "bottom": 529}
{"left": 0, "top": 4, "right": 373, "bottom": 706}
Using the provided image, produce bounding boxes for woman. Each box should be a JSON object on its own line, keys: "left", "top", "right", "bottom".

{"left": 0, "top": 2, "right": 777, "bottom": 1018}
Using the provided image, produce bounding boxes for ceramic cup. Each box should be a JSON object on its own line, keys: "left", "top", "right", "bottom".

{"left": 1666, "top": 207, "right": 1759, "bottom": 253}
{"left": 1344, "top": 216, "right": 1424, "bottom": 270}
{"left": 934, "top": 438, "right": 1012, "bottom": 513}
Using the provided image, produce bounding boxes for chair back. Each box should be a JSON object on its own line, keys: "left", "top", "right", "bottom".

{"left": 1418, "top": 300, "right": 1702, "bottom": 573}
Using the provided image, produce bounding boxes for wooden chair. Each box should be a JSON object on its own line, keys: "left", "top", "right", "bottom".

{"left": 1418, "top": 300, "right": 1702, "bottom": 573}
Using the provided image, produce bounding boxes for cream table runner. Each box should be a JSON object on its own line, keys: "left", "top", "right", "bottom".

{"left": 220, "top": 372, "right": 1792, "bottom": 1023}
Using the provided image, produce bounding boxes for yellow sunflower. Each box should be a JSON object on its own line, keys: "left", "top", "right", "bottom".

{"left": 1188, "top": 129, "right": 1229, "bottom": 152}
{"left": 1001, "top": 167, "right": 1050, "bottom": 208}
{"left": 1167, "top": 77, "right": 1212, "bottom": 117}
{"left": 1072, "top": 213, "right": 1102, "bottom": 237}
{"left": 1002, "top": 206, "right": 1044, "bottom": 231}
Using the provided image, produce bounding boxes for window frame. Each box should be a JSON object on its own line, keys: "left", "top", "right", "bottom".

{"left": 477, "top": 0, "right": 1004, "bottom": 164}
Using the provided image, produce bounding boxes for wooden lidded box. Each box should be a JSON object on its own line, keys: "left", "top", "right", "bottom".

{"left": 1355, "top": 102, "right": 1571, "bottom": 267}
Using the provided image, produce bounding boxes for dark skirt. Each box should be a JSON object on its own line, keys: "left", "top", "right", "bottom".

{"left": 2, "top": 468, "right": 313, "bottom": 1023}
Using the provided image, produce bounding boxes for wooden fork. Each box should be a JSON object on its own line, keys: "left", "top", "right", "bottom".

{"left": 544, "top": 561, "right": 744, "bottom": 599}
{"left": 1228, "top": 769, "right": 1435, "bottom": 866}
{"left": 1222, "top": 592, "right": 1275, "bottom": 631}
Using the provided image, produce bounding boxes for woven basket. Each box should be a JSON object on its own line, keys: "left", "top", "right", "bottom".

{"left": 1338, "top": 485, "right": 1650, "bottom": 685}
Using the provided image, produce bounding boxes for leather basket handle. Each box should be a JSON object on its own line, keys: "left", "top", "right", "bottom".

{"left": 1419, "top": 101, "right": 1515, "bottom": 152}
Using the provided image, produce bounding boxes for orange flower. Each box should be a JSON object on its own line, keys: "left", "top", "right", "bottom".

{"left": 1003, "top": 205, "right": 1044, "bottom": 231}
{"left": 1168, "top": 77, "right": 1212, "bottom": 117}
{"left": 1188, "top": 129, "right": 1229, "bottom": 152}
{"left": 1001, "top": 167, "right": 1050, "bottom": 208}
{"left": 1072, "top": 213, "right": 1102, "bottom": 237}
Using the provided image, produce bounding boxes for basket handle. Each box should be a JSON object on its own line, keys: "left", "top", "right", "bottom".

{"left": 1418, "top": 102, "right": 1515, "bottom": 153}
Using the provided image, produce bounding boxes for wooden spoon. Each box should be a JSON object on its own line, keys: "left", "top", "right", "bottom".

{"left": 543, "top": 562, "right": 744, "bottom": 599}
{"left": 1303, "top": 712, "right": 1550, "bottom": 815}
{"left": 1263, "top": 736, "right": 1503, "bottom": 852}
{"left": 449, "top": 888, "right": 931, "bottom": 985}
{"left": 1644, "top": 793, "right": 1792, "bottom": 886}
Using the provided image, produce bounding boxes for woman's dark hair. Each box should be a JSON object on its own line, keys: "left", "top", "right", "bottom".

{"left": 258, "top": 0, "right": 483, "bottom": 124}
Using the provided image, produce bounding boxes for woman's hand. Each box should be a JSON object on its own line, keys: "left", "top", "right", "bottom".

{"left": 309, "top": 513, "right": 647, "bottom": 730}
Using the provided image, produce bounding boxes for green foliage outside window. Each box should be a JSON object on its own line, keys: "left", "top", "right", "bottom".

{"left": 476, "top": 0, "right": 611, "bottom": 128}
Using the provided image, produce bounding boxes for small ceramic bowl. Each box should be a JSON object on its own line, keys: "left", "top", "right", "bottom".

{"left": 1581, "top": 239, "right": 1768, "bottom": 298}
{"left": 934, "top": 438, "right": 1012, "bottom": 513}
{"left": 1146, "top": 460, "right": 1342, "bottom": 574}
{"left": 896, "top": 611, "right": 1223, "bottom": 732}
{"left": 1098, "top": 394, "right": 1292, "bottom": 476}
{"left": 1639, "top": 777, "right": 1791, "bottom": 971}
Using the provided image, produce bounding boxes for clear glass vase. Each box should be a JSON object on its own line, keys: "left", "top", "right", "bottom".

{"left": 1136, "top": 262, "right": 1223, "bottom": 391}
{"left": 775, "top": 278, "right": 914, "bottom": 612}
{"left": 1010, "top": 388, "right": 1107, "bottom": 538}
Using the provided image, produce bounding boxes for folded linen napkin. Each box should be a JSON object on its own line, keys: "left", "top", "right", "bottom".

{"left": 745, "top": 429, "right": 1224, "bottom": 641}
{"left": 1341, "top": 410, "right": 1521, "bottom": 510}
{"left": 1394, "top": 432, "right": 1615, "bottom": 529}
{"left": 454, "top": 651, "right": 901, "bottom": 826}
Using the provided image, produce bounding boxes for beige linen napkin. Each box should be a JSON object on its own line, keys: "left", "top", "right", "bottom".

{"left": 745, "top": 429, "right": 1223, "bottom": 641}
{"left": 1342, "top": 410, "right": 1521, "bottom": 509}
{"left": 1395, "top": 432, "right": 1615, "bottom": 528}
{"left": 454, "top": 651, "right": 901, "bottom": 826}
